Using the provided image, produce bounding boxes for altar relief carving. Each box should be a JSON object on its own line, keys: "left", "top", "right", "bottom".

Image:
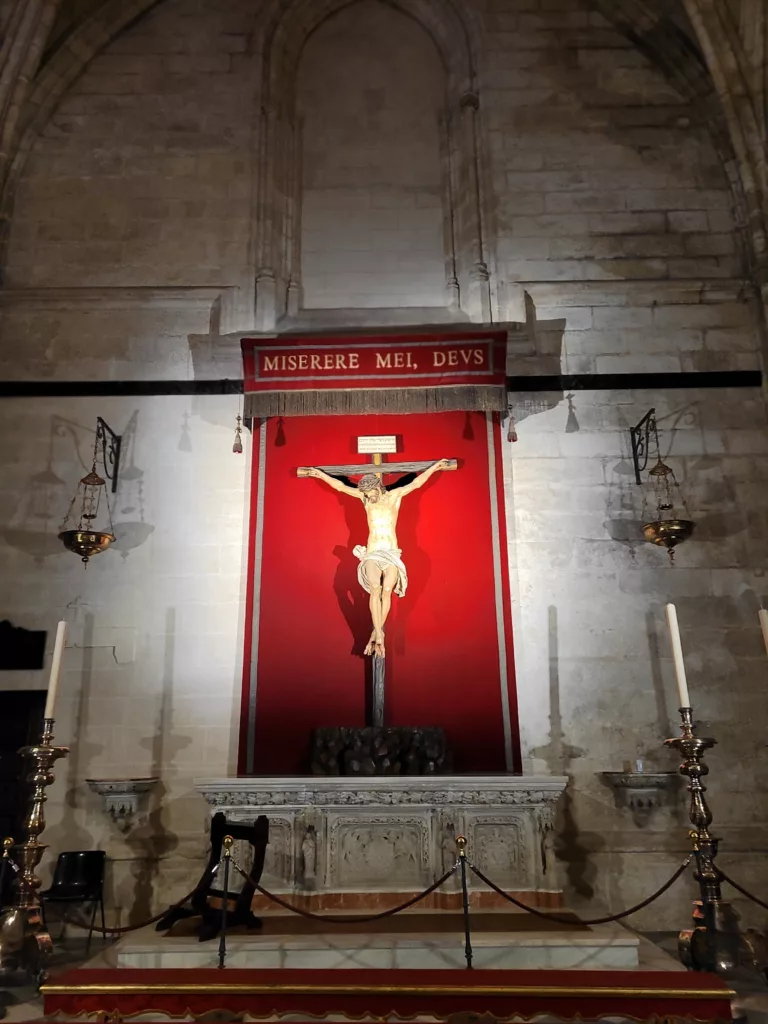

{"left": 196, "top": 776, "right": 567, "bottom": 898}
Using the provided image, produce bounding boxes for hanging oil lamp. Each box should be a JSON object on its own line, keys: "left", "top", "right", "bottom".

{"left": 58, "top": 432, "right": 116, "bottom": 566}
{"left": 642, "top": 458, "right": 694, "bottom": 563}
{"left": 632, "top": 410, "right": 694, "bottom": 563}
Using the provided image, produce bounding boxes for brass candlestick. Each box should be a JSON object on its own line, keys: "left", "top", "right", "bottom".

{"left": 0, "top": 718, "right": 68, "bottom": 985}
{"left": 665, "top": 707, "right": 749, "bottom": 974}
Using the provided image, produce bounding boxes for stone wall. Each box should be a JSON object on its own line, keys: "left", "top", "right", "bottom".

{"left": 0, "top": 0, "right": 766, "bottom": 928}
{"left": 506, "top": 374, "right": 768, "bottom": 928}
{"left": 0, "top": 393, "right": 248, "bottom": 920}
{"left": 297, "top": 1, "right": 447, "bottom": 309}
{"left": 4, "top": 0, "right": 256, "bottom": 305}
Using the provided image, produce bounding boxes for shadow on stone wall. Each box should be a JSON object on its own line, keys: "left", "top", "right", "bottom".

{"left": 0, "top": 415, "right": 88, "bottom": 563}
{"left": 124, "top": 608, "right": 185, "bottom": 925}
{"left": 532, "top": 605, "right": 603, "bottom": 900}
{"left": 1, "top": 410, "right": 155, "bottom": 564}
{"left": 111, "top": 410, "right": 155, "bottom": 561}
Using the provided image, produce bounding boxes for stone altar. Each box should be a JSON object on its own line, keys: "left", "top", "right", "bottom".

{"left": 195, "top": 775, "right": 568, "bottom": 905}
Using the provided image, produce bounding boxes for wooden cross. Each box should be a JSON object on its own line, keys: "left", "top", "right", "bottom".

{"left": 298, "top": 458, "right": 458, "bottom": 481}
{"left": 298, "top": 436, "right": 457, "bottom": 727}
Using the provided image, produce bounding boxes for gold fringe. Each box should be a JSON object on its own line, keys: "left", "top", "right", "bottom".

{"left": 244, "top": 385, "right": 507, "bottom": 419}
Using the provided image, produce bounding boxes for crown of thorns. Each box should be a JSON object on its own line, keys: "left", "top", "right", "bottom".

{"left": 357, "top": 473, "right": 384, "bottom": 493}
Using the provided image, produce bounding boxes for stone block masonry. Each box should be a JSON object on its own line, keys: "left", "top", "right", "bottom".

{"left": 0, "top": 0, "right": 765, "bottom": 932}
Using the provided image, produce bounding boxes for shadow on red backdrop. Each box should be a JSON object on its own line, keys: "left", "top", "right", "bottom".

{"left": 240, "top": 411, "right": 519, "bottom": 774}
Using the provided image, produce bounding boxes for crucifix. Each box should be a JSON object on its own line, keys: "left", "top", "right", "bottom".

{"left": 298, "top": 436, "right": 457, "bottom": 727}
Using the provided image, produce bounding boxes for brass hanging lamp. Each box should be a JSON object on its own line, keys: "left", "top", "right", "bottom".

{"left": 631, "top": 409, "right": 694, "bottom": 564}
{"left": 642, "top": 458, "right": 694, "bottom": 562}
{"left": 58, "top": 420, "right": 120, "bottom": 566}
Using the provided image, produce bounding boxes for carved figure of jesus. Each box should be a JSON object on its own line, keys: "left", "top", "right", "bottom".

{"left": 302, "top": 460, "right": 453, "bottom": 658}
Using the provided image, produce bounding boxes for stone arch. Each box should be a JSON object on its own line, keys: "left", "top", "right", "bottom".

{"left": 592, "top": 0, "right": 760, "bottom": 294}
{"left": 0, "top": 0, "right": 163, "bottom": 264}
{"left": 0, "top": 0, "right": 758, "bottom": 306}
{"left": 681, "top": 0, "right": 768, "bottom": 294}
{"left": 260, "top": 0, "right": 475, "bottom": 96}
{"left": 250, "top": 0, "right": 492, "bottom": 328}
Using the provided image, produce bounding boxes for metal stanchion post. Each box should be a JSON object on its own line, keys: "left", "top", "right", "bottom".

{"left": 456, "top": 835, "right": 473, "bottom": 969}
{"left": 217, "top": 836, "right": 233, "bottom": 970}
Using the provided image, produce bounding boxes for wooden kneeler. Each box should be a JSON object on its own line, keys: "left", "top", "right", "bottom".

{"left": 155, "top": 812, "right": 269, "bottom": 942}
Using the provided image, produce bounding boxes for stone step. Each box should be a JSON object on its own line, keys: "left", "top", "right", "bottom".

{"left": 115, "top": 915, "right": 648, "bottom": 971}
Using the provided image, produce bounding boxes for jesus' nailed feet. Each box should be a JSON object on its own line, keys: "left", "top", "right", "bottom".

{"left": 364, "top": 628, "right": 385, "bottom": 659}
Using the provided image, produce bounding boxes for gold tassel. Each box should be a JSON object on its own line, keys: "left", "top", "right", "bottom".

{"left": 232, "top": 415, "right": 243, "bottom": 454}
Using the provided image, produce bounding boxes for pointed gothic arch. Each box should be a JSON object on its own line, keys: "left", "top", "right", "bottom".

{"left": 249, "top": 0, "right": 494, "bottom": 328}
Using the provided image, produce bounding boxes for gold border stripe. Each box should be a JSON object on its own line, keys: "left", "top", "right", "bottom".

{"left": 42, "top": 983, "right": 735, "bottom": 1000}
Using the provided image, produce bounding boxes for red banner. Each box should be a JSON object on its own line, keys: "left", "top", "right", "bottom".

{"left": 243, "top": 330, "right": 505, "bottom": 387}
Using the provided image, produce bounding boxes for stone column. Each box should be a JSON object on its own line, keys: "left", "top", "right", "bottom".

{"left": 253, "top": 103, "right": 279, "bottom": 331}
{"left": 459, "top": 91, "right": 491, "bottom": 323}
{"left": 284, "top": 114, "right": 303, "bottom": 319}
{"left": 439, "top": 111, "right": 461, "bottom": 312}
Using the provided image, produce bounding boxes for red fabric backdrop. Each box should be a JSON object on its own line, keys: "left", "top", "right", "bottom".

{"left": 240, "top": 411, "right": 519, "bottom": 774}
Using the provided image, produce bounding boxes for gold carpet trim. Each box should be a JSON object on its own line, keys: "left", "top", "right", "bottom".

{"left": 41, "top": 982, "right": 736, "bottom": 1000}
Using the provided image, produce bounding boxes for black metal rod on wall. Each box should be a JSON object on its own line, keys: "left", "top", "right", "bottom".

{"left": 0, "top": 370, "right": 761, "bottom": 399}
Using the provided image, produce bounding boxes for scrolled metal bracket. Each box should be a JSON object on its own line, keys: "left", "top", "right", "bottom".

{"left": 96, "top": 418, "right": 122, "bottom": 493}
{"left": 629, "top": 407, "right": 656, "bottom": 486}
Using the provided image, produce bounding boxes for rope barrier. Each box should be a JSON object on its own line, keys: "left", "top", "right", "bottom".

{"left": 53, "top": 882, "right": 206, "bottom": 935}
{"left": 56, "top": 861, "right": 458, "bottom": 933}
{"left": 252, "top": 863, "right": 459, "bottom": 923}
{"left": 719, "top": 869, "right": 768, "bottom": 912}
{"left": 469, "top": 855, "right": 693, "bottom": 927}
{"left": 47, "top": 852, "right": 697, "bottom": 936}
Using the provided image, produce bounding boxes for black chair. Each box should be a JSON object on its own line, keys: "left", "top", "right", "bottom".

{"left": 40, "top": 850, "right": 106, "bottom": 952}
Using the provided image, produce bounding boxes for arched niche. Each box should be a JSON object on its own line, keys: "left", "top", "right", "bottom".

{"left": 251, "top": 0, "right": 494, "bottom": 329}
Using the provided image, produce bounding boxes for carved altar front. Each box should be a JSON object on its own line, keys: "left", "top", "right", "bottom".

{"left": 195, "top": 776, "right": 568, "bottom": 907}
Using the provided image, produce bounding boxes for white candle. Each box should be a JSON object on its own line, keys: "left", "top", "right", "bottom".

{"left": 760, "top": 609, "right": 768, "bottom": 659}
{"left": 665, "top": 603, "right": 691, "bottom": 709}
{"left": 635, "top": 759, "right": 644, "bottom": 774}
{"left": 44, "top": 621, "right": 67, "bottom": 720}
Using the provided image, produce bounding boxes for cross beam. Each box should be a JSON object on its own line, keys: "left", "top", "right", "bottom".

{"left": 297, "top": 459, "right": 457, "bottom": 477}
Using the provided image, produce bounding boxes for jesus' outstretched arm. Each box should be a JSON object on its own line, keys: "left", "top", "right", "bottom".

{"left": 300, "top": 466, "right": 361, "bottom": 499}
{"left": 394, "top": 459, "right": 453, "bottom": 498}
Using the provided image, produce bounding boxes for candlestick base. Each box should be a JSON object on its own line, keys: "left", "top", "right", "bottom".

{"left": 0, "top": 719, "right": 68, "bottom": 986}
{"left": 679, "top": 899, "right": 746, "bottom": 975}
{"left": 666, "top": 708, "right": 754, "bottom": 975}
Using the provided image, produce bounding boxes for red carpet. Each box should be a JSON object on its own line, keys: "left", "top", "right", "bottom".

{"left": 43, "top": 967, "right": 733, "bottom": 1021}
{"left": 241, "top": 410, "right": 519, "bottom": 774}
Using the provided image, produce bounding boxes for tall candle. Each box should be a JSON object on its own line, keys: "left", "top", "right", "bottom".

{"left": 44, "top": 621, "right": 67, "bottom": 720}
{"left": 665, "top": 603, "right": 691, "bottom": 709}
{"left": 760, "top": 609, "right": 768, "bottom": 660}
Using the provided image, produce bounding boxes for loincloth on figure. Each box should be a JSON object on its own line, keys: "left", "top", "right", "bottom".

{"left": 353, "top": 545, "right": 408, "bottom": 599}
